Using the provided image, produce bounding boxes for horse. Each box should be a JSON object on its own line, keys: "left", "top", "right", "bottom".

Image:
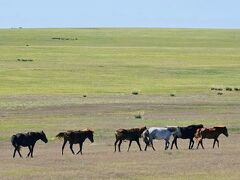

{"left": 11, "top": 131, "right": 48, "bottom": 158}
{"left": 142, "top": 127, "right": 179, "bottom": 151}
{"left": 56, "top": 129, "right": 94, "bottom": 155}
{"left": 114, "top": 126, "right": 147, "bottom": 152}
{"left": 171, "top": 124, "right": 204, "bottom": 150}
{"left": 195, "top": 126, "right": 228, "bottom": 149}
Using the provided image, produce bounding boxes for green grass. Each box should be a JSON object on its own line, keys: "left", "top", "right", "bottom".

{"left": 1, "top": 28, "right": 240, "bottom": 95}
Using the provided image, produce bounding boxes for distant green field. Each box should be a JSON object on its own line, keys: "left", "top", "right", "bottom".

{"left": 1, "top": 28, "right": 240, "bottom": 95}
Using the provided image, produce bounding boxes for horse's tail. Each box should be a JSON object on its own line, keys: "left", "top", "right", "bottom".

{"left": 194, "top": 128, "right": 202, "bottom": 139}
{"left": 56, "top": 132, "right": 66, "bottom": 139}
{"left": 11, "top": 135, "right": 20, "bottom": 150}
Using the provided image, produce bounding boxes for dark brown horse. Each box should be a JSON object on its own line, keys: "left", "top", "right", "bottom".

{"left": 171, "top": 124, "right": 204, "bottom": 150}
{"left": 11, "top": 131, "right": 48, "bottom": 158}
{"left": 56, "top": 129, "right": 94, "bottom": 155}
{"left": 114, "top": 126, "right": 147, "bottom": 152}
{"left": 195, "top": 126, "right": 228, "bottom": 149}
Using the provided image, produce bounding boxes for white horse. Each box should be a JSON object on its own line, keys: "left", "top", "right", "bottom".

{"left": 142, "top": 127, "right": 179, "bottom": 151}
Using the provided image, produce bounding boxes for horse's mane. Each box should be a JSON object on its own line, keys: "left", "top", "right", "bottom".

{"left": 82, "top": 128, "right": 94, "bottom": 133}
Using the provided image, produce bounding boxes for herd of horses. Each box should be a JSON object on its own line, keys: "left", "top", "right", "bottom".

{"left": 10, "top": 125, "right": 228, "bottom": 158}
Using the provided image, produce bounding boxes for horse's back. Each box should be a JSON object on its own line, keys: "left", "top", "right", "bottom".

{"left": 148, "top": 127, "right": 172, "bottom": 139}
{"left": 200, "top": 128, "right": 218, "bottom": 139}
{"left": 115, "top": 128, "right": 142, "bottom": 140}
{"left": 180, "top": 125, "right": 203, "bottom": 138}
{"left": 148, "top": 127, "right": 166, "bottom": 132}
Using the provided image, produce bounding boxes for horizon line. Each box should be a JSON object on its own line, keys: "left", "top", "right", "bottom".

{"left": 1, "top": 26, "right": 240, "bottom": 30}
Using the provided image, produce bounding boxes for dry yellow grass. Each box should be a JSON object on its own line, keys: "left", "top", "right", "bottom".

{"left": 0, "top": 94, "right": 239, "bottom": 179}
{"left": 0, "top": 134, "right": 239, "bottom": 180}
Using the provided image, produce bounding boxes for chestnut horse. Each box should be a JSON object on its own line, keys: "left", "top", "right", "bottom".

{"left": 195, "top": 126, "right": 228, "bottom": 149}
{"left": 56, "top": 129, "right": 94, "bottom": 155}
{"left": 114, "top": 126, "right": 147, "bottom": 152}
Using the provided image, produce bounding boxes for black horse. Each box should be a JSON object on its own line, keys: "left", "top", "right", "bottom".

{"left": 171, "top": 124, "right": 204, "bottom": 149}
{"left": 11, "top": 131, "right": 48, "bottom": 158}
{"left": 56, "top": 129, "right": 94, "bottom": 155}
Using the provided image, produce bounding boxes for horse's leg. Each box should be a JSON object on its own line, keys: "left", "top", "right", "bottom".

{"left": 118, "top": 140, "right": 122, "bottom": 152}
{"left": 76, "top": 143, "right": 81, "bottom": 154}
{"left": 80, "top": 142, "right": 83, "bottom": 154}
{"left": 61, "top": 139, "right": 67, "bottom": 155}
{"left": 213, "top": 139, "right": 216, "bottom": 149}
{"left": 196, "top": 139, "right": 200, "bottom": 149}
{"left": 165, "top": 140, "right": 169, "bottom": 150}
{"left": 191, "top": 139, "right": 195, "bottom": 149}
{"left": 188, "top": 139, "right": 191, "bottom": 149}
{"left": 136, "top": 139, "right": 142, "bottom": 151}
{"left": 170, "top": 137, "right": 175, "bottom": 150}
{"left": 189, "top": 139, "right": 194, "bottom": 149}
{"left": 216, "top": 139, "right": 219, "bottom": 148}
{"left": 27, "top": 146, "right": 31, "bottom": 157}
{"left": 76, "top": 143, "right": 83, "bottom": 155}
{"left": 13, "top": 147, "right": 17, "bottom": 158}
{"left": 69, "top": 143, "right": 75, "bottom": 155}
{"left": 17, "top": 147, "right": 22, "bottom": 158}
{"left": 127, "top": 140, "right": 132, "bottom": 152}
{"left": 171, "top": 137, "right": 178, "bottom": 150}
{"left": 200, "top": 139, "right": 204, "bottom": 149}
{"left": 144, "top": 143, "right": 148, "bottom": 151}
{"left": 114, "top": 139, "right": 119, "bottom": 152}
{"left": 31, "top": 144, "right": 36, "bottom": 158}
{"left": 150, "top": 140, "right": 155, "bottom": 151}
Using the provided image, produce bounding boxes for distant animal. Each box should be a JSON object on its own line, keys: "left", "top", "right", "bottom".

{"left": 226, "top": 87, "right": 232, "bottom": 91}
{"left": 171, "top": 124, "right": 204, "bottom": 150}
{"left": 11, "top": 131, "right": 48, "bottom": 158}
{"left": 195, "top": 126, "right": 228, "bottom": 149}
{"left": 114, "top": 126, "right": 147, "bottom": 152}
{"left": 142, "top": 127, "right": 179, "bottom": 151}
{"left": 56, "top": 129, "right": 94, "bottom": 155}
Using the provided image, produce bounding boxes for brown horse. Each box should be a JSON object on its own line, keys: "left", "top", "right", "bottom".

{"left": 114, "top": 126, "right": 147, "bottom": 152}
{"left": 56, "top": 129, "right": 94, "bottom": 155}
{"left": 195, "top": 126, "right": 228, "bottom": 149}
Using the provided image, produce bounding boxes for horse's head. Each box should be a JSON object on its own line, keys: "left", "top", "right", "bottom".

{"left": 223, "top": 127, "right": 229, "bottom": 137}
{"left": 86, "top": 129, "right": 94, "bottom": 143}
{"left": 167, "top": 127, "right": 177, "bottom": 133}
{"left": 166, "top": 126, "right": 181, "bottom": 137}
{"left": 217, "top": 126, "right": 228, "bottom": 137}
{"left": 140, "top": 126, "right": 147, "bottom": 134}
{"left": 40, "top": 131, "right": 48, "bottom": 143}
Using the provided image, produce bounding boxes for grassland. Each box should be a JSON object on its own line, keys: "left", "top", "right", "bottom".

{"left": 1, "top": 28, "right": 240, "bottom": 94}
{"left": 0, "top": 28, "right": 240, "bottom": 179}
